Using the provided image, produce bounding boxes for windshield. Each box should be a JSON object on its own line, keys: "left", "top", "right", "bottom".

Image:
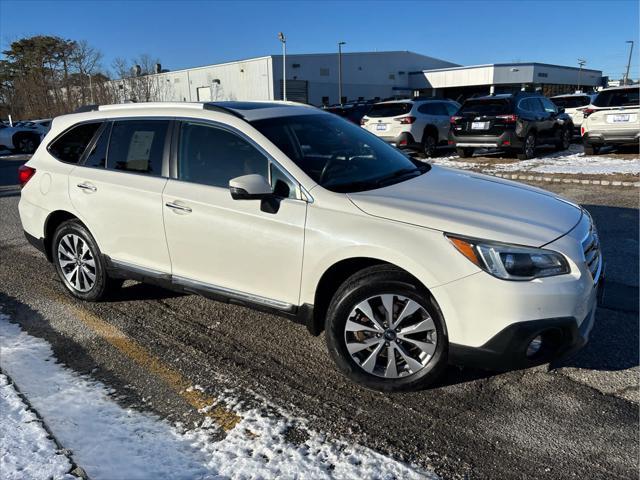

{"left": 251, "top": 114, "right": 427, "bottom": 193}
{"left": 593, "top": 88, "right": 639, "bottom": 107}
{"left": 551, "top": 96, "right": 591, "bottom": 108}
{"left": 458, "top": 99, "right": 512, "bottom": 116}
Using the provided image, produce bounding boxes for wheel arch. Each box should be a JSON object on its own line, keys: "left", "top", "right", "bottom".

{"left": 309, "top": 256, "right": 442, "bottom": 336}
{"left": 43, "top": 210, "right": 83, "bottom": 262}
{"left": 423, "top": 124, "right": 439, "bottom": 143}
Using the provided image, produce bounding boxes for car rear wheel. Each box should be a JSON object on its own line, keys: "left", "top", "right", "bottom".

{"left": 53, "top": 220, "right": 121, "bottom": 301}
{"left": 456, "top": 147, "right": 474, "bottom": 158}
{"left": 517, "top": 132, "right": 536, "bottom": 160}
{"left": 584, "top": 144, "right": 600, "bottom": 155}
{"left": 325, "top": 265, "right": 447, "bottom": 392}
{"left": 422, "top": 132, "right": 438, "bottom": 157}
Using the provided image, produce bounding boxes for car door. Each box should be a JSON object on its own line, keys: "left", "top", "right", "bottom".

{"left": 162, "top": 120, "right": 307, "bottom": 308}
{"left": 68, "top": 119, "right": 172, "bottom": 274}
{"left": 540, "top": 97, "right": 561, "bottom": 141}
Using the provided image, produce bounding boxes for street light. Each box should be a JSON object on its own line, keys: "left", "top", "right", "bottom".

{"left": 338, "top": 41, "right": 346, "bottom": 106}
{"left": 278, "top": 32, "right": 287, "bottom": 101}
{"left": 577, "top": 58, "right": 586, "bottom": 92}
{"left": 624, "top": 40, "right": 634, "bottom": 86}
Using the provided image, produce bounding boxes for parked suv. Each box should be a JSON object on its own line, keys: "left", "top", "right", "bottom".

{"left": 581, "top": 86, "right": 639, "bottom": 154}
{"left": 450, "top": 93, "right": 574, "bottom": 159}
{"left": 550, "top": 93, "right": 595, "bottom": 133}
{"left": 19, "top": 101, "right": 600, "bottom": 391}
{"left": 361, "top": 99, "right": 460, "bottom": 156}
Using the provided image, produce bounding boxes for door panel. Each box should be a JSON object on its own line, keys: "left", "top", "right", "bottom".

{"left": 162, "top": 180, "right": 306, "bottom": 305}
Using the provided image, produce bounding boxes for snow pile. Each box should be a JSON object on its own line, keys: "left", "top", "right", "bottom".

{"left": 0, "top": 374, "right": 75, "bottom": 480}
{"left": 489, "top": 154, "right": 639, "bottom": 175}
{"left": 0, "top": 313, "right": 434, "bottom": 480}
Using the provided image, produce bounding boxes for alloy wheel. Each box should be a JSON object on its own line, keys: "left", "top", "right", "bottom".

{"left": 424, "top": 136, "right": 436, "bottom": 157}
{"left": 562, "top": 129, "right": 571, "bottom": 149}
{"left": 343, "top": 294, "right": 437, "bottom": 378}
{"left": 525, "top": 134, "right": 536, "bottom": 158}
{"left": 57, "top": 234, "right": 96, "bottom": 292}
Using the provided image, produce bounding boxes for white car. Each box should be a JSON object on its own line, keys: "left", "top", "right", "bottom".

{"left": 550, "top": 93, "right": 595, "bottom": 132}
{"left": 0, "top": 122, "right": 42, "bottom": 153}
{"left": 18, "top": 101, "right": 601, "bottom": 391}
{"left": 360, "top": 99, "right": 460, "bottom": 157}
{"left": 581, "top": 86, "right": 640, "bottom": 154}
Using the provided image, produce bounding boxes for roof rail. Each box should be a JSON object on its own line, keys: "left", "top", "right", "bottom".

{"left": 75, "top": 104, "right": 100, "bottom": 113}
{"left": 202, "top": 103, "right": 246, "bottom": 119}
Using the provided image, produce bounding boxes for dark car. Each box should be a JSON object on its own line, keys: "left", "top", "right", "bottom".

{"left": 325, "top": 103, "right": 372, "bottom": 124}
{"left": 449, "top": 92, "right": 574, "bottom": 159}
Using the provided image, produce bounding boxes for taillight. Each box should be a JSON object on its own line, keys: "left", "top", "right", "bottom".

{"left": 496, "top": 114, "right": 518, "bottom": 123}
{"left": 581, "top": 126, "right": 585, "bottom": 136}
{"left": 396, "top": 116, "right": 416, "bottom": 124}
{"left": 450, "top": 115, "right": 462, "bottom": 124}
{"left": 18, "top": 165, "right": 36, "bottom": 188}
{"left": 582, "top": 108, "right": 595, "bottom": 118}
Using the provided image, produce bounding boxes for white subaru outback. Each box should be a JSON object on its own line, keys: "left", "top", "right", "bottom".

{"left": 18, "top": 101, "right": 602, "bottom": 391}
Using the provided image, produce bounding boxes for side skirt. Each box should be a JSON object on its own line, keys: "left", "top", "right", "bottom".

{"left": 104, "top": 256, "right": 317, "bottom": 334}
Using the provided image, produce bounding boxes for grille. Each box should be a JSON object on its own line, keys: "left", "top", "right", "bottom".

{"left": 582, "top": 223, "right": 602, "bottom": 283}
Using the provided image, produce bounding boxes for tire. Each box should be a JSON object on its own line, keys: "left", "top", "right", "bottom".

{"left": 422, "top": 131, "right": 438, "bottom": 158}
{"left": 556, "top": 127, "right": 571, "bottom": 151}
{"left": 325, "top": 265, "right": 447, "bottom": 392}
{"left": 52, "top": 219, "right": 120, "bottom": 301}
{"left": 584, "top": 144, "right": 600, "bottom": 155}
{"left": 456, "top": 147, "right": 474, "bottom": 158}
{"left": 517, "top": 132, "right": 536, "bottom": 160}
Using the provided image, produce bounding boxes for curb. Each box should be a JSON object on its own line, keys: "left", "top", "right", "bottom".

{"left": 490, "top": 173, "right": 639, "bottom": 188}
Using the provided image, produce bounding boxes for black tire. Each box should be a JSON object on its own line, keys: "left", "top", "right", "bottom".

{"left": 556, "top": 126, "right": 571, "bottom": 151}
{"left": 456, "top": 147, "right": 474, "bottom": 158}
{"left": 325, "top": 265, "right": 447, "bottom": 392}
{"left": 584, "top": 144, "right": 600, "bottom": 155}
{"left": 422, "top": 131, "right": 438, "bottom": 157}
{"left": 517, "top": 132, "right": 536, "bottom": 160}
{"left": 52, "top": 219, "right": 120, "bottom": 301}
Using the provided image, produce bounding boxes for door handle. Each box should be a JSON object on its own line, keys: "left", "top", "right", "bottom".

{"left": 165, "top": 201, "right": 192, "bottom": 214}
{"left": 77, "top": 182, "right": 97, "bottom": 193}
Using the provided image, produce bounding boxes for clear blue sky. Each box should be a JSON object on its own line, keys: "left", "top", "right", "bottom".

{"left": 1, "top": 0, "right": 638, "bottom": 80}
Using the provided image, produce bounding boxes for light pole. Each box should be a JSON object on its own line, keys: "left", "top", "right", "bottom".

{"left": 87, "top": 73, "right": 94, "bottom": 104}
{"left": 577, "top": 58, "right": 586, "bottom": 92}
{"left": 624, "top": 40, "right": 634, "bottom": 85}
{"left": 338, "top": 41, "right": 346, "bottom": 106}
{"left": 278, "top": 32, "right": 287, "bottom": 101}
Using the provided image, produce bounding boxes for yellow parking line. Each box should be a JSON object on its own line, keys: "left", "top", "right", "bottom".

{"left": 56, "top": 293, "right": 241, "bottom": 431}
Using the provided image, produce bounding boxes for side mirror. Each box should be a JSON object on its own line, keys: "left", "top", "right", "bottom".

{"left": 229, "top": 174, "right": 273, "bottom": 200}
{"left": 558, "top": 107, "right": 565, "bottom": 114}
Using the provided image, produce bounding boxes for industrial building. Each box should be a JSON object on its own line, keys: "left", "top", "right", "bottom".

{"left": 409, "top": 63, "right": 604, "bottom": 101}
{"left": 112, "top": 51, "right": 458, "bottom": 106}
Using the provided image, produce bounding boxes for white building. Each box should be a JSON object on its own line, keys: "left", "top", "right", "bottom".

{"left": 112, "top": 51, "right": 459, "bottom": 106}
{"left": 409, "top": 63, "right": 604, "bottom": 101}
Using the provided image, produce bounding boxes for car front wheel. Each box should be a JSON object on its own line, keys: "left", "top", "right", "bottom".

{"left": 422, "top": 132, "right": 438, "bottom": 157}
{"left": 53, "top": 220, "right": 121, "bottom": 301}
{"left": 557, "top": 127, "right": 571, "bottom": 151}
{"left": 325, "top": 265, "right": 447, "bottom": 392}
{"left": 517, "top": 132, "right": 536, "bottom": 160}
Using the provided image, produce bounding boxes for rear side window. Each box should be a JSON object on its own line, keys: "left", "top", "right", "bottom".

{"left": 593, "top": 88, "right": 639, "bottom": 107}
{"left": 459, "top": 99, "right": 512, "bottom": 116}
{"left": 178, "top": 122, "right": 268, "bottom": 188}
{"left": 107, "top": 120, "right": 168, "bottom": 175}
{"left": 540, "top": 97, "right": 557, "bottom": 113}
{"left": 48, "top": 122, "right": 102, "bottom": 164}
{"left": 367, "top": 103, "right": 413, "bottom": 118}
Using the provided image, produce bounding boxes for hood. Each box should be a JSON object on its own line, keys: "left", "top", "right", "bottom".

{"left": 348, "top": 166, "right": 582, "bottom": 246}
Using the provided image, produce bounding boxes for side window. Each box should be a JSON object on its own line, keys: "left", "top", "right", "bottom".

{"left": 270, "top": 163, "right": 297, "bottom": 199}
{"left": 444, "top": 103, "right": 459, "bottom": 116}
{"left": 432, "top": 103, "right": 450, "bottom": 116}
{"left": 540, "top": 97, "right": 557, "bottom": 113}
{"left": 417, "top": 103, "right": 435, "bottom": 115}
{"left": 83, "top": 123, "right": 111, "bottom": 168}
{"left": 48, "top": 122, "right": 102, "bottom": 164}
{"left": 107, "top": 120, "right": 168, "bottom": 175}
{"left": 178, "top": 122, "right": 268, "bottom": 188}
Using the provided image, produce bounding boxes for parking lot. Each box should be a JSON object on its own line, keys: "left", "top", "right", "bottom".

{"left": 0, "top": 147, "right": 637, "bottom": 479}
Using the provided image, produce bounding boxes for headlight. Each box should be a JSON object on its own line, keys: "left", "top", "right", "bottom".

{"left": 446, "top": 235, "right": 570, "bottom": 281}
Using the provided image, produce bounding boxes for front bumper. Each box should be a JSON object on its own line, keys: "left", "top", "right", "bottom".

{"left": 450, "top": 130, "right": 522, "bottom": 149}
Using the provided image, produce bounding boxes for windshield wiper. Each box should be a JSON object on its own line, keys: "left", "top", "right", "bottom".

{"left": 374, "top": 166, "right": 424, "bottom": 187}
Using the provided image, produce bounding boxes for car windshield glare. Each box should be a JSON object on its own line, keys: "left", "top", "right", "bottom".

{"left": 251, "top": 114, "right": 427, "bottom": 193}
{"left": 459, "top": 99, "right": 511, "bottom": 116}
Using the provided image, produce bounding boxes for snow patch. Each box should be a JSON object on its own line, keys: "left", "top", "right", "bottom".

{"left": 0, "top": 313, "right": 435, "bottom": 480}
{"left": 0, "top": 374, "right": 75, "bottom": 480}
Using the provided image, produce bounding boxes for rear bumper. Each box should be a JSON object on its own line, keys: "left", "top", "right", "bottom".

{"left": 377, "top": 131, "right": 420, "bottom": 149}
{"left": 583, "top": 130, "right": 640, "bottom": 145}
{"left": 450, "top": 130, "right": 522, "bottom": 149}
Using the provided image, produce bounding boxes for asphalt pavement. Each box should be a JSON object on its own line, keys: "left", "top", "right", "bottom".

{"left": 0, "top": 181, "right": 637, "bottom": 479}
